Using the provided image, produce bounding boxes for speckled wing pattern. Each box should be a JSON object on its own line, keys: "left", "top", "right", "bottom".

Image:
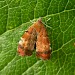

{"left": 17, "top": 19, "right": 51, "bottom": 60}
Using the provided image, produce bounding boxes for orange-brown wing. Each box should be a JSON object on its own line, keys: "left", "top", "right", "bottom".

{"left": 35, "top": 20, "right": 51, "bottom": 60}
{"left": 17, "top": 18, "right": 51, "bottom": 60}
{"left": 18, "top": 26, "right": 37, "bottom": 56}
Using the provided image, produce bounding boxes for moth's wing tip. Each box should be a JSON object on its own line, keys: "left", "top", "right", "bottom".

{"left": 36, "top": 51, "right": 50, "bottom": 60}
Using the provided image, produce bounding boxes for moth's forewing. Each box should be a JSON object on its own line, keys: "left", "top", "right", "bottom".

{"left": 18, "top": 26, "right": 37, "bottom": 56}
{"left": 35, "top": 20, "right": 51, "bottom": 60}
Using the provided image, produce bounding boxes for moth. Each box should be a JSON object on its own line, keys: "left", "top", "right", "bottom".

{"left": 17, "top": 19, "right": 51, "bottom": 60}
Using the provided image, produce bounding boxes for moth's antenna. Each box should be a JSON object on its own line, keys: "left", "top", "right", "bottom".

{"left": 46, "top": 18, "right": 51, "bottom": 22}
{"left": 42, "top": 18, "right": 52, "bottom": 29}
{"left": 30, "top": 20, "right": 34, "bottom": 23}
{"left": 30, "top": 19, "right": 36, "bottom": 23}
{"left": 42, "top": 22, "right": 52, "bottom": 29}
{"left": 30, "top": 17, "right": 42, "bottom": 24}
{"left": 30, "top": 17, "right": 52, "bottom": 29}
